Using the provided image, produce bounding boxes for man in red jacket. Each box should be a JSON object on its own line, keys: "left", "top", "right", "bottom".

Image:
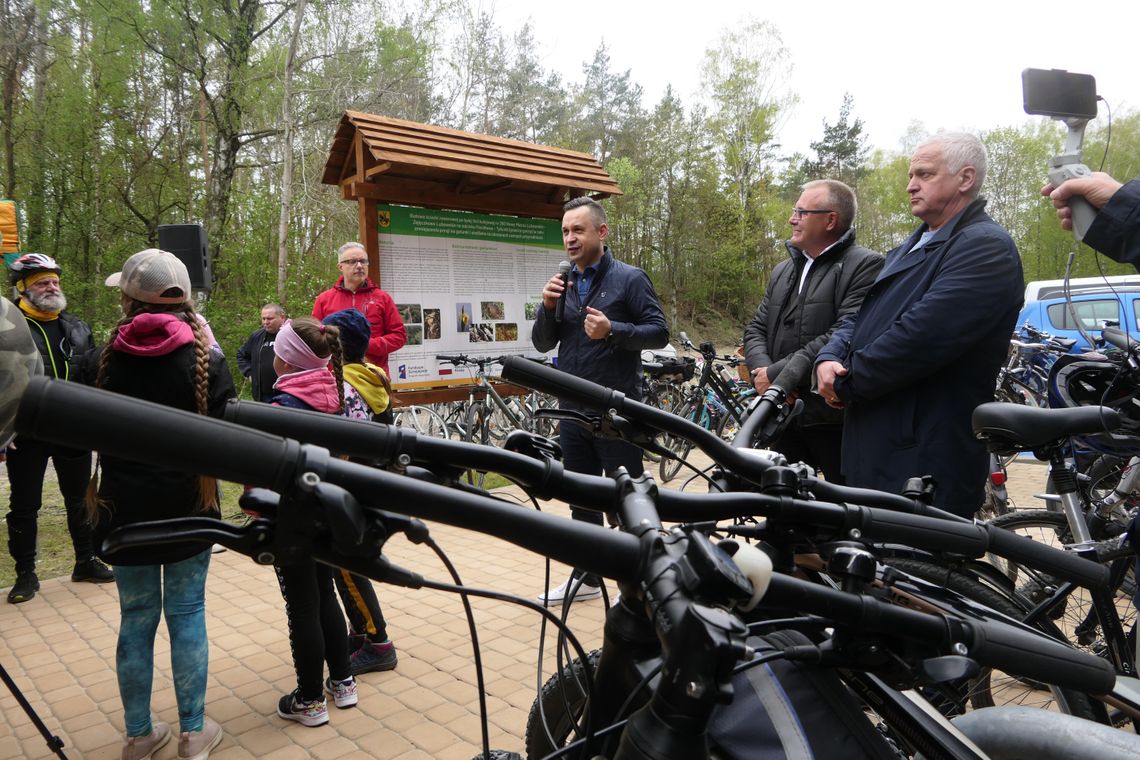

{"left": 312, "top": 242, "right": 406, "bottom": 378}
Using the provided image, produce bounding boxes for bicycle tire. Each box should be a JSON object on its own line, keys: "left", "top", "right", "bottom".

{"left": 528, "top": 392, "right": 559, "bottom": 439}
{"left": 487, "top": 396, "right": 519, "bottom": 442}
{"left": 392, "top": 405, "right": 449, "bottom": 439}
{"left": 986, "top": 510, "right": 1136, "bottom": 664}
{"left": 884, "top": 556, "right": 1100, "bottom": 722}
{"left": 659, "top": 399, "right": 700, "bottom": 483}
{"left": 524, "top": 649, "right": 602, "bottom": 759}
{"left": 464, "top": 403, "right": 490, "bottom": 487}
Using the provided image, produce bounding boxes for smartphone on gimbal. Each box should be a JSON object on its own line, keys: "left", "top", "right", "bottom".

{"left": 1022, "top": 68, "right": 1099, "bottom": 240}
{"left": 1022, "top": 68, "right": 1098, "bottom": 120}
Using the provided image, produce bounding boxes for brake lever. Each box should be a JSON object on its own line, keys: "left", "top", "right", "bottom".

{"left": 535, "top": 407, "right": 675, "bottom": 463}
{"left": 103, "top": 516, "right": 278, "bottom": 563}
{"left": 502, "top": 429, "right": 562, "bottom": 462}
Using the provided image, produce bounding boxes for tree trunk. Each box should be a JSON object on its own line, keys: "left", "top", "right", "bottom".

{"left": 276, "top": 0, "right": 306, "bottom": 301}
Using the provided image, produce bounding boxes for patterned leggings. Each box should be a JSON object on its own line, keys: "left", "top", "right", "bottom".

{"left": 275, "top": 558, "right": 351, "bottom": 701}
{"left": 114, "top": 550, "right": 211, "bottom": 736}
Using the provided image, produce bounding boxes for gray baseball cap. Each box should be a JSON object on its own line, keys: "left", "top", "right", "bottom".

{"left": 105, "top": 248, "right": 192, "bottom": 304}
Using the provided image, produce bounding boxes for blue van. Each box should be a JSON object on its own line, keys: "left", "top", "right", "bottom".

{"left": 1017, "top": 275, "right": 1140, "bottom": 352}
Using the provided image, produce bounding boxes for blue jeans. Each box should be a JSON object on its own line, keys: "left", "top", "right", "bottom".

{"left": 114, "top": 550, "right": 211, "bottom": 736}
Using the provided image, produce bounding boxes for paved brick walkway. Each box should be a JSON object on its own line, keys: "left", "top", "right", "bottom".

{"left": 0, "top": 457, "right": 1048, "bottom": 759}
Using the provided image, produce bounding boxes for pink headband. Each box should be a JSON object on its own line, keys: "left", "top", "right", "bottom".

{"left": 274, "top": 320, "right": 329, "bottom": 371}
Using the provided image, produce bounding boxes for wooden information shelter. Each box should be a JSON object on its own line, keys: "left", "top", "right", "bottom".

{"left": 320, "top": 111, "right": 622, "bottom": 404}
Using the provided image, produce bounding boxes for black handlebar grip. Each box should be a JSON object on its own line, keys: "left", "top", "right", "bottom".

{"left": 731, "top": 395, "right": 770, "bottom": 450}
{"left": 1101, "top": 326, "right": 1139, "bottom": 351}
{"left": 224, "top": 400, "right": 399, "bottom": 462}
{"left": 15, "top": 377, "right": 299, "bottom": 490}
{"left": 984, "top": 524, "right": 1109, "bottom": 589}
{"left": 501, "top": 354, "right": 626, "bottom": 410}
{"left": 966, "top": 618, "right": 1115, "bottom": 694}
{"left": 863, "top": 509, "right": 989, "bottom": 556}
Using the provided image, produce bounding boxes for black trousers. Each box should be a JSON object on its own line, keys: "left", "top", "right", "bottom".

{"left": 334, "top": 570, "right": 389, "bottom": 642}
{"left": 335, "top": 413, "right": 393, "bottom": 643}
{"left": 772, "top": 422, "right": 845, "bottom": 485}
{"left": 558, "top": 422, "right": 645, "bottom": 586}
{"left": 5, "top": 437, "right": 94, "bottom": 572}
{"left": 275, "top": 558, "right": 351, "bottom": 701}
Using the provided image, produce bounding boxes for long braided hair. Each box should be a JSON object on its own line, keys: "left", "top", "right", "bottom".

{"left": 86, "top": 299, "right": 218, "bottom": 520}
{"left": 287, "top": 316, "right": 345, "bottom": 412}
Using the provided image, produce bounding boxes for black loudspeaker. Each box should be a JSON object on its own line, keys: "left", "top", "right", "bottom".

{"left": 157, "top": 224, "right": 212, "bottom": 291}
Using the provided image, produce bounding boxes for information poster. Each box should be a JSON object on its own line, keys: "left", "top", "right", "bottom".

{"left": 378, "top": 204, "right": 564, "bottom": 387}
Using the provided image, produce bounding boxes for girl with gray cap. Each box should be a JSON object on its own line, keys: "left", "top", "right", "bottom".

{"left": 85, "top": 248, "right": 234, "bottom": 760}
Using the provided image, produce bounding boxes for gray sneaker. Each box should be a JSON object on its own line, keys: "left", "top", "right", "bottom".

{"left": 121, "top": 721, "right": 171, "bottom": 760}
{"left": 177, "top": 717, "right": 222, "bottom": 760}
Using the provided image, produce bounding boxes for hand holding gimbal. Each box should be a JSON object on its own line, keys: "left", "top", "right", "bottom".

{"left": 1022, "top": 68, "right": 1100, "bottom": 241}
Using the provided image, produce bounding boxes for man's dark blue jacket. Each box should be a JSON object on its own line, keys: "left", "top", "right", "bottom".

{"left": 817, "top": 199, "right": 1024, "bottom": 515}
{"left": 1085, "top": 179, "right": 1140, "bottom": 267}
{"left": 531, "top": 248, "right": 668, "bottom": 409}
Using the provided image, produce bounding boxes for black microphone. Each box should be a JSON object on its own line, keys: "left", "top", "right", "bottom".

{"left": 553, "top": 260, "right": 571, "bottom": 323}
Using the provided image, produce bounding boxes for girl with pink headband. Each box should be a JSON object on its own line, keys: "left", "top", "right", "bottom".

{"left": 268, "top": 317, "right": 359, "bottom": 727}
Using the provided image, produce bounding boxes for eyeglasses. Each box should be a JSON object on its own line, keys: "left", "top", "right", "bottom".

{"left": 340, "top": 258, "right": 368, "bottom": 267}
{"left": 791, "top": 208, "right": 835, "bottom": 219}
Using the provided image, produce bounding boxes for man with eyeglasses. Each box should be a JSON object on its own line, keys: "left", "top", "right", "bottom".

{"left": 814, "top": 133, "right": 1023, "bottom": 517}
{"left": 312, "top": 242, "right": 406, "bottom": 379}
{"left": 742, "top": 179, "right": 882, "bottom": 484}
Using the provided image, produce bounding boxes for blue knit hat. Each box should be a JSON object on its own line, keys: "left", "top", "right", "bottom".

{"left": 321, "top": 308, "right": 370, "bottom": 363}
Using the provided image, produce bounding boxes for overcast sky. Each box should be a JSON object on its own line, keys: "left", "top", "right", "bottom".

{"left": 487, "top": 0, "right": 1137, "bottom": 159}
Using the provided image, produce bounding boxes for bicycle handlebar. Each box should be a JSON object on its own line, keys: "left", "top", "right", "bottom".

{"left": 498, "top": 356, "right": 1109, "bottom": 589}
{"left": 760, "top": 574, "right": 1114, "bottom": 695}
{"left": 1102, "top": 326, "right": 1140, "bottom": 352}
{"left": 435, "top": 353, "right": 513, "bottom": 369}
{"left": 12, "top": 377, "right": 1115, "bottom": 698}
{"left": 16, "top": 377, "right": 301, "bottom": 491}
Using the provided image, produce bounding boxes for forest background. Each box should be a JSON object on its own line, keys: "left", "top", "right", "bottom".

{"left": 2, "top": 0, "right": 1138, "bottom": 392}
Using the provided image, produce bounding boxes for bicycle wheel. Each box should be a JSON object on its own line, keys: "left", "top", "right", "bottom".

{"left": 884, "top": 556, "right": 1100, "bottom": 721}
{"left": 439, "top": 400, "right": 468, "bottom": 440}
{"left": 658, "top": 399, "right": 701, "bottom": 483}
{"left": 464, "top": 403, "right": 491, "bottom": 486}
{"left": 987, "top": 509, "right": 1136, "bottom": 658}
{"left": 487, "top": 396, "right": 520, "bottom": 442}
{"left": 524, "top": 649, "right": 602, "bottom": 759}
{"left": 662, "top": 385, "right": 689, "bottom": 414}
{"left": 392, "top": 405, "right": 449, "bottom": 439}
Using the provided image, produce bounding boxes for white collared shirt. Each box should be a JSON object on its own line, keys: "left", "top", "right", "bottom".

{"left": 797, "top": 239, "right": 843, "bottom": 293}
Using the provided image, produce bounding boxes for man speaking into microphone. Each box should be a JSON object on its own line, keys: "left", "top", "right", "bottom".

{"left": 531, "top": 197, "right": 668, "bottom": 605}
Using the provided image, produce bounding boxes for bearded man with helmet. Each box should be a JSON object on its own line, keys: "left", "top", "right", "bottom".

{"left": 5, "top": 253, "right": 112, "bottom": 604}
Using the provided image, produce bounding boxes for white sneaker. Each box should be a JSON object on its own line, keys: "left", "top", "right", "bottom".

{"left": 324, "top": 676, "right": 358, "bottom": 708}
{"left": 536, "top": 578, "right": 603, "bottom": 606}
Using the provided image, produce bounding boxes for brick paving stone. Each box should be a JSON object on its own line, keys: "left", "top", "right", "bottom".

{"left": 233, "top": 724, "right": 294, "bottom": 753}
{"left": 355, "top": 727, "right": 415, "bottom": 757}
{"left": 311, "top": 735, "right": 366, "bottom": 758}
{"left": 218, "top": 710, "right": 265, "bottom": 738}
{"left": 208, "top": 746, "right": 259, "bottom": 760}
{"left": 332, "top": 711, "right": 386, "bottom": 740}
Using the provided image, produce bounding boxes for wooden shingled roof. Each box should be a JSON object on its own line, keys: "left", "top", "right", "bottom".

{"left": 322, "top": 111, "right": 621, "bottom": 219}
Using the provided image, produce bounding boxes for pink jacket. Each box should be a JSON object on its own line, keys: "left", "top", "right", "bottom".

{"left": 312, "top": 278, "right": 406, "bottom": 377}
{"left": 271, "top": 368, "right": 341, "bottom": 413}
